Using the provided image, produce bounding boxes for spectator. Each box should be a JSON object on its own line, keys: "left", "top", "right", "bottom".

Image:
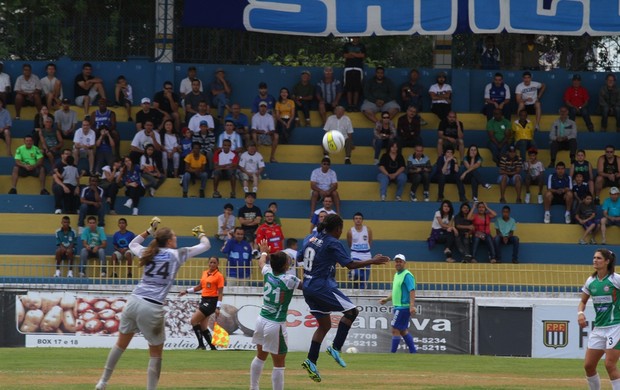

{"left": 512, "top": 109, "right": 536, "bottom": 161}
{"left": 255, "top": 210, "right": 285, "bottom": 253}
{"left": 429, "top": 72, "right": 452, "bottom": 121}
{"left": 571, "top": 149, "right": 595, "bottom": 196}
{"left": 293, "top": 70, "right": 315, "bottom": 126}
{"left": 14, "top": 63, "right": 42, "bottom": 119}
{"left": 40, "top": 63, "right": 63, "bottom": 111}
{"left": 0, "top": 61, "right": 11, "bottom": 103}
{"left": 572, "top": 172, "right": 590, "bottom": 209}
{"left": 32, "top": 105, "right": 54, "bottom": 147}
{"left": 347, "top": 212, "right": 373, "bottom": 289}
{"left": 212, "top": 139, "right": 238, "bottom": 198}
{"left": 494, "top": 205, "right": 519, "bottom": 263}
{"left": 396, "top": 105, "right": 423, "bottom": 149}
{"left": 185, "top": 79, "right": 210, "bottom": 123}
{"left": 0, "top": 97, "right": 11, "bottom": 157}
{"left": 323, "top": 105, "right": 354, "bottom": 164}
{"left": 468, "top": 201, "right": 497, "bottom": 263}
{"left": 114, "top": 75, "right": 133, "bottom": 122}
{"left": 483, "top": 72, "right": 511, "bottom": 121}
{"left": 523, "top": 147, "right": 545, "bottom": 204}
{"left": 90, "top": 98, "right": 119, "bottom": 157}
{"left": 179, "top": 127, "right": 193, "bottom": 173}
{"left": 192, "top": 120, "right": 216, "bottom": 171}
{"left": 187, "top": 100, "right": 215, "bottom": 135}
{"left": 521, "top": 35, "right": 541, "bottom": 70}
{"left": 515, "top": 71, "right": 546, "bottom": 131}
{"left": 135, "top": 97, "right": 165, "bottom": 132}
{"left": 549, "top": 106, "right": 577, "bottom": 168}
{"left": 598, "top": 73, "right": 620, "bottom": 132}
{"left": 225, "top": 103, "right": 250, "bottom": 147}
{"left": 595, "top": 145, "right": 620, "bottom": 205}
{"left": 281, "top": 238, "right": 299, "bottom": 277}
{"left": 600, "top": 187, "right": 620, "bottom": 245}
{"left": 576, "top": 192, "right": 600, "bottom": 245}
{"left": 310, "top": 157, "right": 342, "bottom": 214}
{"left": 252, "top": 82, "right": 276, "bottom": 114}
{"left": 79, "top": 215, "right": 107, "bottom": 277}
{"left": 117, "top": 156, "right": 145, "bottom": 216}
{"left": 238, "top": 141, "right": 265, "bottom": 194}
{"left": 361, "top": 67, "right": 399, "bottom": 124}
{"left": 53, "top": 153, "right": 80, "bottom": 214}
{"left": 221, "top": 227, "right": 253, "bottom": 286}
{"left": 454, "top": 202, "right": 474, "bottom": 262}
{"left": 342, "top": 36, "right": 366, "bottom": 112}
{"left": 129, "top": 120, "right": 162, "bottom": 165}
{"left": 461, "top": 145, "right": 492, "bottom": 202}
{"left": 110, "top": 218, "right": 135, "bottom": 278}
{"left": 251, "top": 101, "right": 279, "bottom": 163}
{"left": 498, "top": 146, "right": 523, "bottom": 203}
{"left": 54, "top": 98, "right": 78, "bottom": 140}
{"left": 9, "top": 135, "right": 47, "bottom": 195}
{"left": 54, "top": 215, "right": 76, "bottom": 278}
{"left": 140, "top": 144, "right": 166, "bottom": 197}
{"left": 78, "top": 175, "right": 105, "bottom": 232}
{"left": 437, "top": 111, "right": 465, "bottom": 160}
{"left": 38, "top": 116, "right": 62, "bottom": 167}
{"left": 94, "top": 124, "right": 115, "bottom": 175}
{"left": 161, "top": 119, "right": 180, "bottom": 178}
{"left": 210, "top": 68, "right": 232, "bottom": 120}
{"left": 563, "top": 74, "right": 593, "bottom": 132}
{"left": 480, "top": 36, "right": 501, "bottom": 70}
{"left": 153, "top": 81, "right": 180, "bottom": 131}
{"left": 181, "top": 142, "right": 208, "bottom": 198}
{"left": 435, "top": 146, "right": 467, "bottom": 202}
{"left": 310, "top": 196, "right": 337, "bottom": 232}
{"left": 237, "top": 192, "right": 262, "bottom": 247}
{"left": 74, "top": 63, "right": 106, "bottom": 116}
{"left": 486, "top": 107, "right": 512, "bottom": 166}
{"left": 275, "top": 87, "right": 295, "bottom": 143}
{"left": 427, "top": 200, "right": 457, "bottom": 263}
{"left": 216, "top": 203, "right": 235, "bottom": 241}
{"left": 100, "top": 158, "right": 122, "bottom": 215}
{"left": 407, "top": 145, "right": 432, "bottom": 202}
{"left": 218, "top": 120, "right": 243, "bottom": 153}
{"left": 399, "top": 69, "right": 426, "bottom": 119}
{"left": 373, "top": 111, "right": 396, "bottom": 164}
{"left": 316, "top": 66, "right": 343, "bottom": 125}
{"left": 543, "top": 161, "right": 573, "bottom": 224}
{"left": 261, "top": 202, "right": 283, "bottom": 226}
{"left": 73, "top": 120, "right": 96, "bottom": 175}
{"left": 378, "top": 141, "right": 407, "bottom": 202}
{"left": 179, "top": 66, "right": 203, "bottom": 104}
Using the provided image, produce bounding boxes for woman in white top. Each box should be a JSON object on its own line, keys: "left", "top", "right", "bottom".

{"left": 161, "top": 119, "right": 180, "bottom": 178}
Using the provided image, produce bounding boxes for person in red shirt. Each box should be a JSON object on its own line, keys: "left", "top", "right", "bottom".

{"left": 563, "top": 74, "right": 594, "bottom": 132}
{"left": 255, "top": 210, "right": 284, "bottom": 253}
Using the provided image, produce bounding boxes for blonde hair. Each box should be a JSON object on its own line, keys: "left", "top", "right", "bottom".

{"left": 139, "top": 227, "right": 173, "bottom": 267}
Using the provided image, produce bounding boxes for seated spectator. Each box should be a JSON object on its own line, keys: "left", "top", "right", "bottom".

{"left": 192, "top": 120, "right": 216, "bottom": 171}
{"left": 90, "top": 98, "right": 119, "bottom": 157}
{"left": 114, "top": 75, "right": 133, "bottom": 122}
{"left": 378, "top": 141, "right": 407, "bottom": 202}
{"left": 40, "top": 63, "right": 63, "bottom": 111}
{"left": 576, "top": 192, "right": 600, "bottom": 245}
{"left": 399, "top": 69, "right": 426, "bottom": 117}
{"left": 185, "top": 79, "right": 210, "bottom": 123}
{"left": 429, "top": 72, "right": 452, "bottom": 121}
{"left": 486, "top": 108, "right": 512, "bottom": 167}
{"left": 179, "top": 66, "right": 203, "bottom": 105}
{"left": 454, "top": 202, "right": 474, "bottom": 262}
{"left": 293, "top": 70, "right": 315, "bottom": 126}
{"left": 251, "top": 101, "right": 278, "bottom": 163}
{"left": 216, "top": 203, "right": 235, "bottom": 241}
{"left": 0, "top": 97, "right": 12, "bottom": 156}
{"left": 38, "top": 117, "right": 62, "bottom": 167}
{"left": 94, "top": 124, "right": 115, "bottom": 175}
{"left": 494, "top": 205, "right": 519, "bottom": 264}
{"left": 187, "top": 100, "right": 215, "bottom": 135}
{"left": 100, "top": 158, "right": 121, "bottom": 215}
{"left": 498, "top": 146, "right": 523, "bottom": 203}
{"left": 435, "top": 147, "right": 466, "bottom": 202}
{"left": 362, "top": 67, "right": 399, "bottom": 124}
{"left": 468, "top": 201, "right": 497, "bottom": 263}
{"left": 523, "top": 147, "right": 545, "bottom": 204}
{"left": 572, "top": 172, "right": 591, "bottom": 218}
{"left": 210, "top": 68, "right": 232, "bottom": 120}
{"left": 275, "top": 87, "right": 295, "bottom": 143}
{"left": 237, "top": 192, "right": 262, "bottom": 247}
{"left": 0, "top": 62, "right": 9, "bottom": 103}
{"left": 129, "top": 120, "right": 162, "bottom": 165}
{"left": 52, "top": 150, "right": 79, "bottom": 214}
{"left": 14, "top": 63, "right": 42, "bottom": 119}
{"left": 54, "top": 215, "right": 76, "bottom": 278}
{"left": 310, "top": 157, "right": 342, "bottom": 214}
{"left": 347, "top": 212, "right": 373, "bottom": 289}
{"left": 161, "top": 119, "right": 180, "bottom": 178}
{"left": 32, "top": 105, "right": 54, "bottom": 146}
{"left": 117, "top": 156, "right": 145, "bottom": 216}
{"left": 135, "top": 97, "right": 165, "bottom": 132}
{"left": 564, "top": 74, "right": 593, "bottom": 132}
{"left": 461, "top": 145, "right": 492, "bottom": 202}
{"left": 437, "top": 111, "right": 465, "bottom": 160}
{"left": 373, "top": 111, "right": 396, "bottom": 164}
{"left": 515, "top": 71, "right": 545, "bottom": 131}
{"left": 153, "top": 81, "right": 180, "bottom": 131}
{"left": 73, "top": 120, "right": 96, "bottom": 175}
{"left": 483, "top": 73, "right": 511, "bottom": 121}
{"left": 225, "top": 103, "right": 250, "bottom": 147}
{"left": 316, "top": 66, "right": 343, "bottom": 125}
{"left": 252, "top": 82, "right": 277, "bottom": 114}
{"left": 595, "top": 145, "right": 620, "bottom": 204}
{"left": 323, "top": 106, "right": 354, "bottom": 164}
{"left": 543, "top": 162, "right": 573, "bottom": 224}
{"left": 9, "top": 135, "right": 47, "bottom": 195}
{"left": 480, "top": 36, "right": 501, "bottom": 70}
{"left": 212, "top": 139, "right": 238, "bottom": 198}
{"left": 182, "top": 142, "right": 208, "bottom": 198}
{"left": 179, "top": 127, "right": 193, "bottom": 173}
{"left": 255, "top": 210, "right": 285, "bottom": 253}
{"left": 427, "top": 200, "right": 457, "bottom": 263}
{"left": 407, "top": 145, "right": 432, "bottom": 202}
{"left": 218, "top": 120, "right": 243, "bottom": 153}
{"left": 549, "top": 106, "right": 577, "bottom": 167}
{"left": 571, "top": 149, "right": 594, "bottom": 196}
{"left": 79, "top": 215, "right": 107, "bottom": 277}
{"left": 601, "top": 187, "right": 620, "bottom": 245}
{"left": 598, "top": 73, "right": 620, "bottom": 132}
{"left": 74, "top": 63, "right": 106, "bottom": 116}
{"left": 238, "top": 141, "right": 265, "bottom": 194}
{"left": 111, "top": 218, "right": 135, "bottom": 278}
{"left": 140, "top": 144, "right": 166, "bottom": 197}
{"left": 54, "top": 98, "right": 78, "bottom": 140}
{"left": 221, "top": 227, "right": 253, "bottom": 286}
{"left": 396, "top": 105, "right": 422, "bottom": 149}
{"left": 78, "top": 175, "right": 105, "bottom": 232}
{"left": 512, "top": 109, "right": 536, "bottom": 161}
{"left": 309, "top": 196, "right": 337, "bottom": 232}
{"left": 261, "top": 202, "right": 282, "bottom": 226}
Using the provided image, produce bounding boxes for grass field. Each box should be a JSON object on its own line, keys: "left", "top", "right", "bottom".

{"left": 0, "top": 348, "right": 596, "bottom": 389}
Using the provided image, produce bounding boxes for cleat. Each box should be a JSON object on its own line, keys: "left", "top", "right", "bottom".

{"left": 301, "top": 359, "right": 321, "bottom": 382}
{"left": 326, "top": 346, "right": 347, "bottom": 367}
{"left": 196, "top": 345, "right": 206, "bottom": 350}
{"left": 95, "top": 380, "right": 107, "bottom": 390}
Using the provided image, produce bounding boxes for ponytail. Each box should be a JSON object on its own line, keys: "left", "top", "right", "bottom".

{"left": 139, "top": 227, "right": 173, "bottom": 266}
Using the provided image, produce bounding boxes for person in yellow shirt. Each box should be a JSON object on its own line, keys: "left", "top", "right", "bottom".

{"left": 181, "top": 142, "right": 208, "bottom": 198}
{"left": 275, "top": 87, "right": 295, "bottom": 143}
{"left": 512, "top": 109, "right": 537, "bottom": 161}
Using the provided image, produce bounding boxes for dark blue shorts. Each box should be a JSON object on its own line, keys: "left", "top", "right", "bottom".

{"left": 303, "top": 278, "right": 356, "bottom": 318}
{"left": 391, "top": 307, "right": 411, "bottom": 331}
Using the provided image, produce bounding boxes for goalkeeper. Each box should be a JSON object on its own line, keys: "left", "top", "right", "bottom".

{"left": 95, "top": 219, "right": 211, "bottom": 390}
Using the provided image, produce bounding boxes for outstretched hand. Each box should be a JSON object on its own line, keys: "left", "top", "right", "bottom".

{"left": 257, "top": 239, "right": 269, "bottom": 254}
{"left": 147, "top": 217, "right": 161, "bottom": 235}
{"left": 372, "top": 254, "right": 390, "bottom": 265}
{"left": 192, "top": 225, "right": 206, "bottom": 238}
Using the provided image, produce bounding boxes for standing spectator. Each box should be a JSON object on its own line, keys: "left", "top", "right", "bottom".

{"left": 218, "top": 120, "right": 243, "bottom": 153}
{"left": 407, "top": 145, "right": 432, "bottom": 202}
{"left": 114, "top": 75, "right": 133, "bottom": 122}
{"left": 117, "top": 156, "right": 145, "bottom": 216}
{"left": 571, "top": 149, "right": 595, "bottom": 197}
{"left": 377, "top": 141, "right": 407, "bottom": 202}
{"left": 468, "top": 202, "right": 497, "bottom": 263}
{"left": 373, "top": 111, "right": 396, "bottom": 164}
{"left": 293, "top": 70, "right": 315, "bottom": 126}
{"left": 427, "top": 200, "right": 457, "bottom": 263}
{"left": 185, "top": 79, "right": 210, "bottom": 123}
{"left": 600, "top": 187, "right": 620, "bottom": 245}
{"left": 135, "top": 97, "right": 165, "bottom": 132}
{"left": 347, "top": 212, "right": 373, "bottom": 289}
{"left": 225, "top": 103, "right": 250, "bottom": 147}
{"left": 237, "top": 192, "right": 262, "bottom": 247}
{"left": 564, "top": 74, "right": 594, "bottom": 132}
{"left": 94, "top": 124, "right": 115, "bottom": 175}
{"left": 543, "top": 162, "right": 573, "bottom": 224}
{"left": 435, "top": 147, "right": 467, "bottom": 202}
{"left": 512, "top": 109, "right": 536, "bottom": 161}
{"left": 310, "top": 157, "right": 341, "bottom": 215}
{"left": 486, "top": 108, "right": 512, "bottom": 166}
{"left": 77, "top": 176, "right": 105, "bottom": 232}
{"left": 181, "top": 142, "right": 208, "bottom": 198}
{"left": 483, "top": 73, "right": 511, "bottom": 121}
{"left": 361, "top": 67, "right": 399, "bottom": 124}
{"left": 90, "top": 98, "right": 119, "bottom": 157}
{"left": 55, "top": 98, "right": 78, "bottom": 140}
{"left": 54, "top": 215, "right": 76, "bottom": 278}
{"left": 454, "top": 202, "right": 474, "bottom": 262}
{"left": 309, "top": 196, "right": 337, "bottom": 232}
{"left": 38, "top": 117, "right": 62, "bottom": 167}
{"left": 396, "top": 105, "right": 423, "bottom": 149}
{"left": 238, "top": 141, "right": 265, "bottom": 194}
{"left": 161, "top": 119, "right": 180, "bottom": 178}
{"left": 494, "top": 205, "right": 519, "bottom": 263}
{"left": 274, "top": 87, "right": 295, "bottom": 143}
{"left": 14, "top": 63, "right": 42, "bottom": 119}
{"left": 40, "top": 63, "right": 63, "bottom": 110}
{"left": 216, "top": 203, "right": 235, "bottom": 242}
{"left": 210, "top": 68, "right": 232, "bottom": 120}
{"left": 429, "top": 72, "right": 452, "bottom": 121}
{"left": 129, "top": 120, "right": 162, "bottom": 165}
{"left": 251, "top": 101, "right": 278, "bottom": 163}
{"left": 73, "top": 120, "right": 96, "bottom": 176}
{"left": 549, "top": 106, "right": 578, "bottom": 168}
{"left": 323, "top": 106, "right": 354, "bottom": 164}
{"left": 576, "top": 193, "right": 600, "bottom": 245}
{"left": 437, "top": 111, "right": 465, "bottom": 160}
{"left": 153, "top": 81, "right": 180, "bottom": 131}
{"left": 179, "top": 66, "right": 203, "bottom": 104}
{"left": 515, "top": 71, "right": 546, "bottom": 131}
{"left": 9, "top": 135, "right": 47, "bottom": 195}
{"left": 595, "top": 146, "right": 620, "bottom": 205}
{"left": 252, "top": 82, "right": 276, "bottom": 114}
{"left": 342, "top": 36, "right": 366, "bottom": 112}
{"left": 399, "top": 69, "right": 426, "bottom": 119}
{"left": 498, "top": 146, "right": 523, "bottom": 203}
{"left": 598, "top": 73, "right": 620, "bottom": 132}
{"left": 212, "top": 139, "right": 239, "bottom": 198}
{"left": 480, "top": 36, "right": 501, "bottom": 70}
{"left": 79, "top": 215, "right": 107, "bottom": 277}
{"left": 460, "top": 145, "right": 492, "bottom": 202}
{"left": 111, "top": 218, "right": 136, "bottom": 278}
{"left": 0, "top": 97, "right": 11, "bottom": 157}
{"left": 74, "top": 63, "right": 106, "bottom": 116}
{"left": 140, "top": 144, "right": 166, "bottom": 197}
{"left": 316, "top": 66, "right": 343, "bottom": 125}
{"left": 53, "top": 154, "right": 80, "bottom": 214}
{"left": 521, "top": 35, "right": 541, "bottom": 70}
{"left": 0, "top": 61, "right": 11, "bottom": 103}
{"left": 255, "top": 210, "right": 285, "bottom": 253}
{"left": 523, "top": 147, "right": 545, "bottom": 204}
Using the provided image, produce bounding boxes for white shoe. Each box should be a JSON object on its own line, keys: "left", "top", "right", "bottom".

{"left": 537, "top": 194, "right": 543, "bottom": 204}
{"left": 380, "top": 195, "right": 386, "bottom": 201}
{"left": 243, "top": 186, "right": 249, "bottom": 193}
{"left": 374, "top": 159, "right": 379, "bottom": 165}
{"left": 67, "top": 270, "right": 73, "bottom": 278}
{"left": 123, "top": 198, "right": 133, "bottom": 208}
{"left": 132, "top": 207, "right": 139, "bottom": 216}
{"left": 483, "top": 183, "right": 492, "bottom": 190}
{"left": 95, "top": 380, "right": 107, "bottom": 390}
{"left": 544, "top": 212, "right": 551, "bottom": 224}
{"left": 524, "top": 193, "right": 531, "bottom": 204}
{"left": 252, "top": 186, "right": 258, "bottom": 192}
{"left": 54, "top": 208, "right": 62, "bottom": 214}
{"left": 101, "top": 272, "right": 106, "bottom": 278}
{"left": 149, "top": 187, "right": 156, "bottom": 197}
{"left": 54, "top": 269, "right": 61, "bottom": 277}
{"left": 565, "top": 212, "right": 572, "bottom": 224}
{"left": 79, "top": 272, "right": 86, "bottom": 277}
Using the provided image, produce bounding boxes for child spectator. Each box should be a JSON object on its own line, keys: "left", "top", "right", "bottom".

{"left": 238, "top": 141, "right": 265, "bottom": 194}
{"left": 179, "top": 127, "right": 193, "bottom": 175}
{"left": 570, "top": 149, "right": 594, "bottom": 196}
{"left": 427, "top": 200, "right": 457, "bottom": 263}
{"left": 575, "top": 193, "right": 600, "bottom": 245}
{"left": 140, "top": 143, "right": 166, "bottom": 197}
{"left": 114, "top": 75, "right": 133, "bottom": 121}
{"left": 572, "top": 172, "right": 590, "bottom": 216}
{"left": 212, "top": 139, "right": 238, "bottom": 198}
{"left": 54, "top": 215, "right": 76, "bottom": 278}
{"left": 161, "top": 119, "right": 180, "bottom": 178}
{"left": 523, "top": 147, "right": 544, "bottom": 204}
{"left": 57, "top": 155, "right": 80, "bottom": 214}
{"left": 111, "top": 218, "right": 136, "bottom": 278}
{"left": 216, "top": 203, "right": 235, "bottom": 241}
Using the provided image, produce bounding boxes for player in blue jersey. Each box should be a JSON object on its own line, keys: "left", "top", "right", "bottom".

{"left": 299, "top": 214, "right": 389, "bottom": 382}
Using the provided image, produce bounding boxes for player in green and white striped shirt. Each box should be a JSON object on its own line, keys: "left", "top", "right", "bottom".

{"left": 578, "top": 249, "right": 620, "bottom": 390}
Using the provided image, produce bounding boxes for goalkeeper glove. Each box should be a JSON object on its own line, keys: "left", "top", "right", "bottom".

{"left": 192, "top": 225, "right": 206, "bottom": 238}
{"left": 147, "top": 217, "right": 161, "bottom": 235}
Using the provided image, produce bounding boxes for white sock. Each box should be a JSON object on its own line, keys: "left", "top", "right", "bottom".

{"left": 99, "top": 345, "right": 125, "bottom": 384}
{"left": 611, "top": 377, "right": 620, "bottom": 390}
{"left": 250, "top": 356, "right": 265, "bottom": 390}
{"left": 147, "top": 357, "right": 162, "bottom": 390}
{"left": 271, "top": 367, "right": 285, "bottom": 390}
{"left": 587, "top": 373, "right": 601, "bottom": 390}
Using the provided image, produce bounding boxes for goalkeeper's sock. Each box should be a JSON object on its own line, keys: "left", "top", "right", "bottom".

{"left": 391, "top": 336, "right": 400, "bottom": 353}
{"left": 611, "top": 377, "right": 620, "bottom": 390}
{"left": 193, "top": 325, "right": 205, "bottom": 348}
{"left": 586, "top": 373, "right": 600, "bottom": 390}
{"left": 271, "top": 367, "right": 285, "bottom": 390}
{"left": 202, "top": 328, "right": 216, "bottom": 349}
{"left": 146, "top": 357, "right": 162, "bottom": 390}
{"left": 403, "top": 333, "right": 417, "bottom": 353}
{"left": 332, "top": 320, "right": 352, "bottom": 351}
{"left": 308, "top": 340, "right": 321, "bottom": 364}
{"left": 249, "top": 356, "right": 265, "bottom": 390}
{"left": 100, "top": 344, "right": 125, "bottom": 384}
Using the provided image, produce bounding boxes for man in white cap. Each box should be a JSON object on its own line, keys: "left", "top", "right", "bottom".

{"left": 601, "top": 186, "right": 620, "bottom": 245}
{"left": 135, "top": 97, "right": 165, "bottom": 132}
{"left": 379, "top": 254, "right": 417, "bottom": 353}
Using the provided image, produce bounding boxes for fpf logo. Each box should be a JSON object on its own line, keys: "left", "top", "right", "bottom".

{"left": 543, "top": 320, "right": 569, "bottom": 349}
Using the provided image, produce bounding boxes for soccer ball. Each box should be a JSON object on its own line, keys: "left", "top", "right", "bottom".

{"left": 345, "top": 347, "right": 359, "bottom": 354}
{"left": 322, "top": 130, "right": 346, "bottom": 153}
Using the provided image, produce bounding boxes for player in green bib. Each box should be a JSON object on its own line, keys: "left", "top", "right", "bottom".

{"left": 578, "top": 249, "right": 620, "bottom": 390}
{"left": 250, "top": 239, "right": 301, "bottom": 390}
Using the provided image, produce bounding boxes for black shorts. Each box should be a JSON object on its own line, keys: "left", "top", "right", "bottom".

{"left": 199, "top": 296, "right": 218, "bottom": 317}
{"left": 524, "top": 104, "right": 536, "bottom": 115}
{"left": 17, "top": 166, "right": 41, "bottom": 177}
{"left": 213, "top": 169, "right": 235, "bottom": 179}
{"left": 603, "top": 177, "right": 619, "bottom": 189}
{"left": 344, "top": 69, "right": 362, "bottom": 93}
{"left": 323, "top": 103, "right": 335, "bottom": 112}
{"left": 551, "top": 193, "right": 567, "bottom": 205}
